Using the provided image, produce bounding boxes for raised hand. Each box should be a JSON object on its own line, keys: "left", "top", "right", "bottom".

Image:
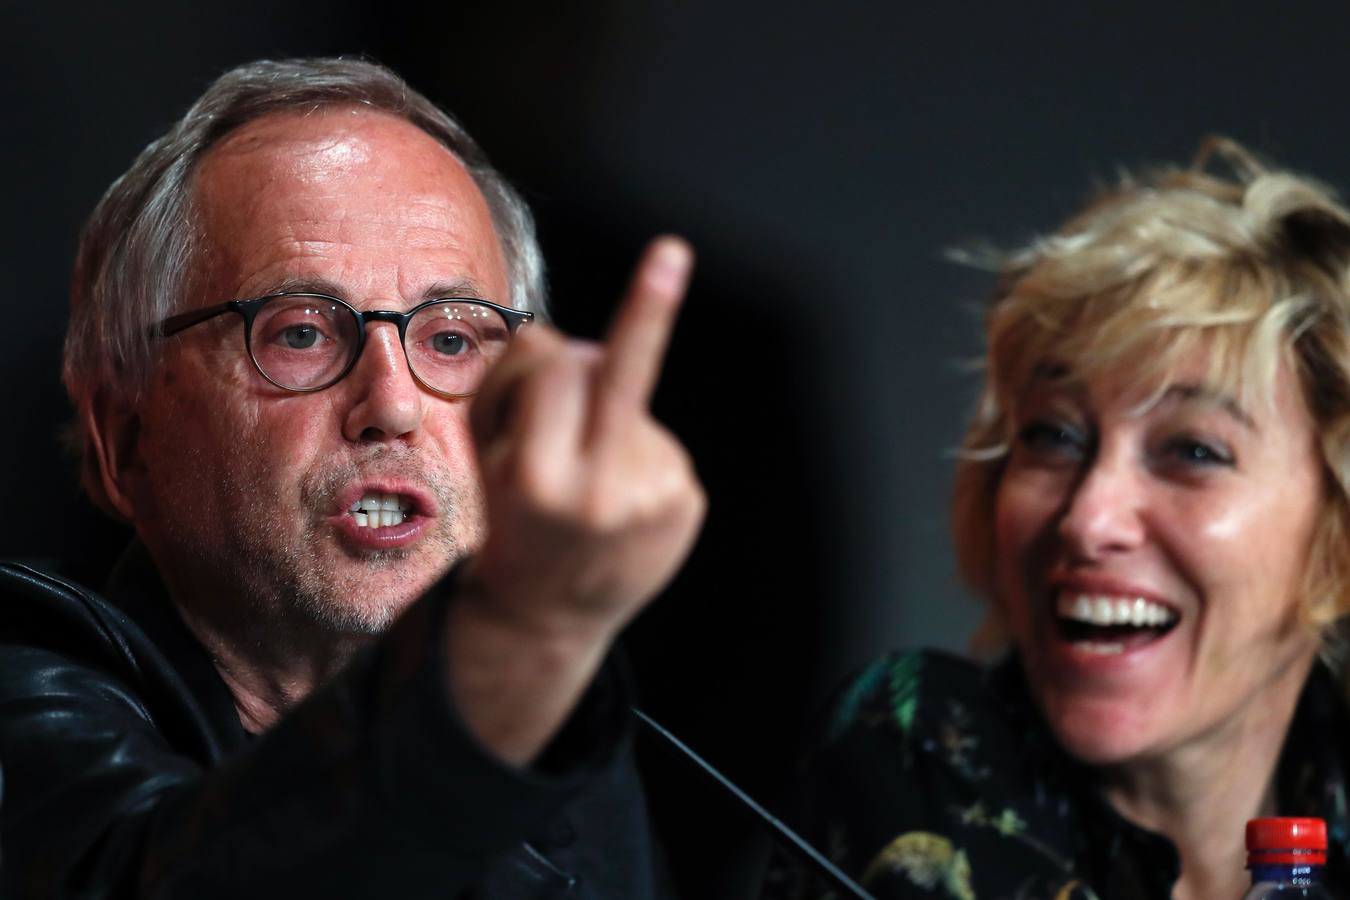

{"left": 445, "top": 237, "right": 706, "bottom": 764}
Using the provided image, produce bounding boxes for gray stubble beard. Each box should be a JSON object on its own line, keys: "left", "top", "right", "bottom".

{"left": 202, "top": 441, "right": 486, "bottom": 642}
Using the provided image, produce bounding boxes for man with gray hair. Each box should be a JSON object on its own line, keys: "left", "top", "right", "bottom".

{"left": 0, "top": 57, "right": 703, "bottom": 898}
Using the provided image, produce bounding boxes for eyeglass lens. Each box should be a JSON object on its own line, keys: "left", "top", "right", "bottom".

{"left": 248, "top": 296, "right": 514, "bottom": 395}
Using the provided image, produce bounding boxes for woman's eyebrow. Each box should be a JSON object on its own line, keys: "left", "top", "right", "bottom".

{"left": 1164, "top": 383, "right": 1256, "bottom": 430}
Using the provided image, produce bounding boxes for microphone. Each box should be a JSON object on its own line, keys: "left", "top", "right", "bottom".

{"left": 633, "top": 708, "right": 878, "bottom": 900}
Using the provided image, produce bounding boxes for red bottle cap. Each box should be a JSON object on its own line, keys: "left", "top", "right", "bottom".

{"left": 1246, "top": 817, "right": 1327, "bottom": 866}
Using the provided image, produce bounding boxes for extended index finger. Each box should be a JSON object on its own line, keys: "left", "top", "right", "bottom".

{"left": 596, "top": 236, "right": 694, "bottom": 411}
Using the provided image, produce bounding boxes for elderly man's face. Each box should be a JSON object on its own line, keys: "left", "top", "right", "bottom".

{"left": 129, "top": 107, "right": 510, "bottom": 632}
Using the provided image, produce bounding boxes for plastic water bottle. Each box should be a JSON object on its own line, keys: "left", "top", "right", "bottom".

{"left": 1243, "top": 817, "right": 1332, "bottom": 898}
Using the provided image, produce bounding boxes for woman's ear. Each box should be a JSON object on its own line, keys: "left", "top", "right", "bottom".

{"left": 84, "top": 387, "right": 143, "bottom": 522}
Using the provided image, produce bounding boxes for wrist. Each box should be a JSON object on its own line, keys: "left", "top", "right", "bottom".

{"left": 441, "top": 565, "right": 616, "bottom": 767}
{"left": 453, "top": 557, "right": 626, "bottom": 649}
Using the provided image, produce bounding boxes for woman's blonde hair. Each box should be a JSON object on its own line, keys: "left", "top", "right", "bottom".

{"left": 953, "top": 137, "right": 1350, "bottom": 653}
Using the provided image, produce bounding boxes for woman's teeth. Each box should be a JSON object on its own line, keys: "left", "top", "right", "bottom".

{"left": 348, "top": 492, "right": 413, "bottom": 528}
{"left": 1054, "top": 593, "right": 1179, "bottom": 656}
{"left": 1056, "top": 593, "right": 1177, "bottom": 628}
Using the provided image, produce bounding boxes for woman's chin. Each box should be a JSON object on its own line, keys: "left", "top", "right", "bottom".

{"left": 1039, "top": 692, "right": 1173, "bottom": 767}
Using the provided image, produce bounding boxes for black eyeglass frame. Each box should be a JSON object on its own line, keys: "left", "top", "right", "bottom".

{"left": 155, "top": 291, "right": 535, "bottom": 398}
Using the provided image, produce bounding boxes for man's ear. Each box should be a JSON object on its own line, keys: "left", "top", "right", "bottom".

{"left": 84, "top": 387, "right": 143, "bottom": 522}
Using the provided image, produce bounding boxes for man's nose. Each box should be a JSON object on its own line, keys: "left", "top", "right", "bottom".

{"left": 1056, "top": 451, "right": 1147, "bottom": 561}
{"left": 340, "top": 324, "right": 427, "bottom": 443}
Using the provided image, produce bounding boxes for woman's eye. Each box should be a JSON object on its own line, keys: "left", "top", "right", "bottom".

{"left": 1018, "top": 421, "right": 1085, "bottom": 454}
{"left": 1163, "top": 437, "right": 1233, "bottom": 467}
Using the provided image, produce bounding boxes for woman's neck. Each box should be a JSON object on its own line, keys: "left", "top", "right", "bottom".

{"left": 1097, "top": 654, "right": 1314, "bottom": 900}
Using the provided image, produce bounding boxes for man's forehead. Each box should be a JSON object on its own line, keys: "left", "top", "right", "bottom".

{"left": 203, "top": 105, "right": 457, "bottom": 173}
{"left": 189, "top": 105, "right": 509, "bottom": 302}
{"left": 192, "top": 106, "right": 494, "bottom": 233}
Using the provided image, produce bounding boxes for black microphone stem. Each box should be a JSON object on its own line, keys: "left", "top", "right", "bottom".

{"left": 633, "top": 708, "right": 878, "bottom": 900}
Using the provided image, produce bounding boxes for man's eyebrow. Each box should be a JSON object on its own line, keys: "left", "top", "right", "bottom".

{"left": 250, "top": 277, "right": 491, "bottom": 305}
{"left": 1164, "top": 383, "right": 1256, "bottom": 430}
{"left": 254, "top": 276, "right": 349, "bottom": 298}
{"left": 421, "top": 279, "right": 488, "bottom": 301}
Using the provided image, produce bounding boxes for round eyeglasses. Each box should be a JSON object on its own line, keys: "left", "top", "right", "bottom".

{"left": 155, "top": 292, "right": 534, "bottom": 398}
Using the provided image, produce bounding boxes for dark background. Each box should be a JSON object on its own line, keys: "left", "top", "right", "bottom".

{"left": 5, "top": 1, "right": 1350, "bottom": 895}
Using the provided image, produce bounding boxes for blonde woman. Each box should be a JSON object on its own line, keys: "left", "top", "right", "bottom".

{"left": 771, "top": 140, "right": 1350, "bottom": 900}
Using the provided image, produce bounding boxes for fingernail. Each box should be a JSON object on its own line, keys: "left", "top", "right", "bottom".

{"left": 645, "top": 237, "right": 693, "bottom": 294}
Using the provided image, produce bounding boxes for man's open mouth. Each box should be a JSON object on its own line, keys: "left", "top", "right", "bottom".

{"left": 348, "top": 491, "right": 413, "bottom": 528}
{"left": 1054, "top": 592, "right": 1179, "bottom": 655}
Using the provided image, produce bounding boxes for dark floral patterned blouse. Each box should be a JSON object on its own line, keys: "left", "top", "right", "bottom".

{"left": 763, "top": 650, "right": 1350, "bottom": 900}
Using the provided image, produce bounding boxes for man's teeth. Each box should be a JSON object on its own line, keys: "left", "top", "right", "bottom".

{"left": 1057, "top": 593, "right": 1177, "bottom": 628}
{"left": 348, "top": 492, "right": 413, "bottom": 528}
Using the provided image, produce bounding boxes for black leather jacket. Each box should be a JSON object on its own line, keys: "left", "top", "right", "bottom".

{"left": 0, "top": 547, "right": 667, "bottom": 898}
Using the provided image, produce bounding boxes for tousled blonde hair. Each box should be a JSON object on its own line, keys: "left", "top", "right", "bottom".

{"left": 953, "top": 137, "right": 1350, "bottom": 653}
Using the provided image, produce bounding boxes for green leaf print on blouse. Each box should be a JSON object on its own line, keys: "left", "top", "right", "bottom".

{"left": 827, "top": 652, "right": 925, "bottom": 745}
{"left": 889, "top": 652, "right": 922, "bottom": 736}
{"left": 827, "top": 656, "right": 896, "bottom": 744}
{"left": 862, "top": 832, "right": 975, "bottom": 900}
{"left": 862, "top": 828, "right": 1102, "bottom": 900}
{"left": 955, "top": 803, "right": 1026, "bottom": 837}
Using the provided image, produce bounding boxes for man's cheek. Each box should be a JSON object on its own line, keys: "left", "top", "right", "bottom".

{"left": 250, "top": 407, "right": 329, "bottom": 472}
{"left": 428, "top": 406, "right": 477, "bottom": 453}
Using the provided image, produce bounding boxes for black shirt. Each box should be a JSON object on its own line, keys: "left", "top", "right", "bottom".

{"left": 0, "top": 546, "right": 666, "bottom": 898}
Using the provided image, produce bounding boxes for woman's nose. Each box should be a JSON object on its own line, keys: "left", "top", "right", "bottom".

{"left": 1056, "top": 453, "right": 1147, "bottom": 561}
